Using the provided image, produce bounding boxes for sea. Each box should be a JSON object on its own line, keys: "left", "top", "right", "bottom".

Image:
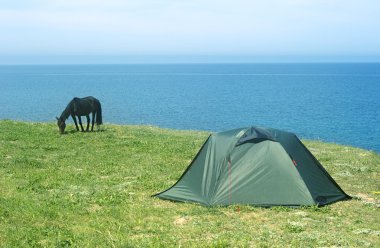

{"left": 0, "top": 63, "right": 379, "bottom": 152}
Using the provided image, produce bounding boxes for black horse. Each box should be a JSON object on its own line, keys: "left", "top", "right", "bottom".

{"left": 56, "top": 96, "right": 102, "bottom": 134}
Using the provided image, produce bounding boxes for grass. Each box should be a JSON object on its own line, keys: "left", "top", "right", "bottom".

{"left": 0, "top": 120, "right": 379, "bottom": 247}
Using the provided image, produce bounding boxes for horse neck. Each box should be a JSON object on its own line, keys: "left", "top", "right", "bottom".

{"left": 60, "top": 102, "right": 72, "bottom": 120}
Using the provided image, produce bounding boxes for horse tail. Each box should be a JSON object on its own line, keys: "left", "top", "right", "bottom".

{"left": 96, "top": 100, "right": 103, "bottom": 125}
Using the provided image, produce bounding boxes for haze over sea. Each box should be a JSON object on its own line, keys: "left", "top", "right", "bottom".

{"left": 0, "top": 63, "right": 379, "bottom": 152}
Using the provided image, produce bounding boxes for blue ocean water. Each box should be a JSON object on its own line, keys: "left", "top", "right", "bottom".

{"left": 0, "top": 63, "right": 379, "bottom": 152}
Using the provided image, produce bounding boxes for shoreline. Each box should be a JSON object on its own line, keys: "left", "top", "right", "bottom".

{"left": 1, "top": 119, "right": 378, "bottom": 154}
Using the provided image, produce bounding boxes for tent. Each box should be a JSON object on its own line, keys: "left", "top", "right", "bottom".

{"left": 154, "top": 126, "right": 351, "bottom": 207}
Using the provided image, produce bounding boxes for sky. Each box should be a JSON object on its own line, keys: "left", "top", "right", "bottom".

{"left": 0, "top": 0, "right": 380, "bottom": 64}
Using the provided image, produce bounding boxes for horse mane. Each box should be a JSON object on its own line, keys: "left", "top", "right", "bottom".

{"left": 60, "top": 99, "right": 74, "bottom": 120}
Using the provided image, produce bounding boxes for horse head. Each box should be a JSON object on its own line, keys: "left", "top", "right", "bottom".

{"left": 56, "top": 117, "right": 66, "bottom": 134}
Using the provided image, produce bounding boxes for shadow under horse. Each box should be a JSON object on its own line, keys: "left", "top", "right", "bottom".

{"left": 56, "top": 96, "right": 103, "bottom": 134}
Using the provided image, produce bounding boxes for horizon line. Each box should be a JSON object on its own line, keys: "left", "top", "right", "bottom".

{"left": 1, "top": 61, "right": 380, "bottom": 66}
{"left": 1, "top": 54, "right": 380, "bottom": 65}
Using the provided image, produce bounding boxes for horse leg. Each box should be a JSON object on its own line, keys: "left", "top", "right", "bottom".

{"left": 72, "top": 115, "right": 79, "bottom": 131}
{"left": 78, "top": 116, "right": 84, "bottom": 132}
{"left": 91, "top": 112, "right": 95, "bottom": 131}
{"left": 86, "top": 115, "right": 90, "bottom": 131}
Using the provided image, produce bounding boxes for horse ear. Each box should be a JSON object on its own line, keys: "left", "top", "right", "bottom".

{"left": 56, "top": 117, "right": 59, "bottom": 121}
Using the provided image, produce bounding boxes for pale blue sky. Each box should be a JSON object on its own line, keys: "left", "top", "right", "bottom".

{"left": 1, "top": 0, "right": 379, "bottom": 64}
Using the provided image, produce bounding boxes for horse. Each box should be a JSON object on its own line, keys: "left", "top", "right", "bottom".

{"left": 56, "top": 96, "right": 102, "bottom": 134}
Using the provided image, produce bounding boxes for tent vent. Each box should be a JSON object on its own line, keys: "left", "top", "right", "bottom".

{"left": 236, "top": 127, "right": 276, "bottom": 146}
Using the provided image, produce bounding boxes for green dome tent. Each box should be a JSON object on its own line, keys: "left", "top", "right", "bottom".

{"left": 154, "top": 126, "right": 351, "bottom": 207}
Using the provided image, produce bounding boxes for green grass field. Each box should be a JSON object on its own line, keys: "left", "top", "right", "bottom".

{"left": 0, "top": 120, "right": 379, "bottom": 247}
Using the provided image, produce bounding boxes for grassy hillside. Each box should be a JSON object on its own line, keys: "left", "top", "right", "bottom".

{"left": 0, "top": 120, "right": 379, "bottom": 247}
